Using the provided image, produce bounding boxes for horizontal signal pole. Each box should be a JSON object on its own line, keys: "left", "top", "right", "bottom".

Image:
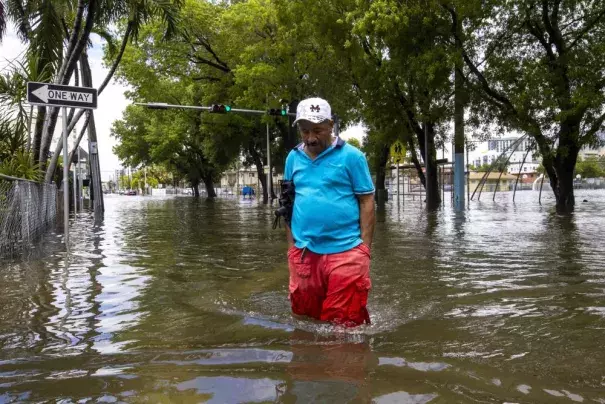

{"left": 135, "top": 102, "right": 296, "bottom": 117}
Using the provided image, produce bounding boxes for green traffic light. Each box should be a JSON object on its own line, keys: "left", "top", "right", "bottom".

{"left": 225, "top": 105, "right": 231, "bottom": 112}
{"left": 281, "top": 109, "right": 286, "bottom": 116}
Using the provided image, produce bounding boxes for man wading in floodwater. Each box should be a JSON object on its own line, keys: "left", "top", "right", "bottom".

{"left": 280, "top": 97, "right": 376, "bottom": 327}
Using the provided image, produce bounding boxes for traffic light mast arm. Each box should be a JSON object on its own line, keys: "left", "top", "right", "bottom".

{"left": 137, "top": 102, "right": 296, "bottom": 116}
{"left": 135, "top": 102, "right": 210, "bottom": 111}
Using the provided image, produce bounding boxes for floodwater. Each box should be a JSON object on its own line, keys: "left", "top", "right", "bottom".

{"left": 0, "top": 190, "right": 604, "bottom": 403}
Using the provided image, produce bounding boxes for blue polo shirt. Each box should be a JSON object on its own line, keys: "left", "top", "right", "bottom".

{"left": 283, "top": 138, "right": 375, "bottom": 254}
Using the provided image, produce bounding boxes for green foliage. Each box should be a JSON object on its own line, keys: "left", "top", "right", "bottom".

{"left": 104, "top": 0, "right": 605, "bottom": 209}
{"left": 452, "top": 0, "right": 605, "bottom": 209}
{"left": 346, "top": 137, "right": 361, "bottom": 149}
{"left": 0, "top": 150, "right": 42, "bottom": 181}
{"left": 575, "top": 157, "right": 605, "bottom": 179}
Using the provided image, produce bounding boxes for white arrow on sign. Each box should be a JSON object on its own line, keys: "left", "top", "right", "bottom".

{"left": 31, "top": 85, "right": 94, "bottom": 105}
{"left": 32, "top": 85, "right": 49, "bottom": 103}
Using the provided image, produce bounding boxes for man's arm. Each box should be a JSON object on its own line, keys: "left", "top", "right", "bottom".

{"left": 285, "top": 223, "right": 295, "bottom": 248}
{"left": 358, "top": 194, "right": 375, "bottom": 248}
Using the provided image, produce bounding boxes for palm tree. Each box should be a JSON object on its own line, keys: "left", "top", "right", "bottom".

{"left": 43, "top": 0, "right": 182, "bottom": 185}
{"left": 1, "top": 0, "right": 181, "bottom": 184}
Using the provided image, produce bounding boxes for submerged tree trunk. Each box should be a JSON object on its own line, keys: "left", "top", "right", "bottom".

{"left": 552, "top": 129, "right": 580, "bottom": 213}
{"left": 535, "top": 119, "right": 581, "bottom": 214}
{"left": 375, "top": 144, "right": 390, "bottom": 190}
{"left": 192, "top": 179, "right": 200, "bottom": 197}
{"left": 554, "top": 162, "right": 576, "bottom": 213}
{"left": 423, "top": 123, "right": 441, "bottom": 210}
{"left": 247, "top": 141, "right": 269, "bottom": 203}
{"left": 374, "top": 144, "right": 390, "bottom": 203}
{"left": 201, "top": 174, "right": 216, "bottom": 198}
{"left": 413, "top": 122, "right": 440, "bottom": 209}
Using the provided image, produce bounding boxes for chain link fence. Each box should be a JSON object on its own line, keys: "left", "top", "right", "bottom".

{"left": 0, "top": 174, "right": 57, "bottom": 258}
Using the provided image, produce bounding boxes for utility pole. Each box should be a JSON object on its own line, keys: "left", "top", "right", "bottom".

{"left": 453, "top": 11, "right": 466, "bottom": 210}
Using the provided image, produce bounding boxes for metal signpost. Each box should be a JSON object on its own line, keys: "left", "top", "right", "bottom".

{"left": 390, "top": 140, "right": 406, "bottom": 202}
{"left": 27, "top": 82, "right": 98, "bottom": 247}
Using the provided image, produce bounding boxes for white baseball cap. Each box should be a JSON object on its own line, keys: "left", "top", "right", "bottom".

{"left": 292, "top": 97, "right": 332, "bottom": 126}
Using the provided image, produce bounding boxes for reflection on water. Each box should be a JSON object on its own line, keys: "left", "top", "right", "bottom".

{"left": 0, "top": 191, "right": 604, "bottom": 402}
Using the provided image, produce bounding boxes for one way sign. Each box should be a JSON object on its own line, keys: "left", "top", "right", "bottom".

{"left": 27, "top": 82, "right": 97, "bottom": 109}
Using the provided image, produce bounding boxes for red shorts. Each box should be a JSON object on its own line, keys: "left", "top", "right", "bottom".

{"left": 287, "top": 244, "right": 372, "bottom": 327}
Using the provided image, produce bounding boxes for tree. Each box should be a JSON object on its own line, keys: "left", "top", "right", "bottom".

{"left": 446, "top": 0, "right": 605, "bottom": 212}
{"left": 44, "top": 0, "right": 183, "bottom": 184}
{"left": 575, "top": 157, "right": 605, "bottom": 179}
{"left": 0, "top": 0, "right": 182, "bottom": 191}
{"left": 275, "top": 0, "right": 454, "bottom": 209}
{"left": 346, "top": 137, "right": 361, "bottom": 149}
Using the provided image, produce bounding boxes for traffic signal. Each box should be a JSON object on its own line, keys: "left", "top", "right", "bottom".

{"left": 268, "top": 108, "right": 287, "bottom": 116}
{"left": 210, "top": 104, "right": 231, "bottom": 113}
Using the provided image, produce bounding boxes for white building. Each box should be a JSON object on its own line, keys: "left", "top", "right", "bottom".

{"left": 219, "top": 167, "right": 283, "bottom": 195}
{"left": 469, "top": 136, "right": 540, "bottom": 174}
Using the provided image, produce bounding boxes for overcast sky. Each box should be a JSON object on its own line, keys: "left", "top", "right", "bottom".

{"left": 1, "top": 26, "right": 365, "bottom": 181}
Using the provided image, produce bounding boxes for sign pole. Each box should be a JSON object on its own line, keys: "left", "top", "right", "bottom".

{"left": 72, "top": 129, "right": 77, "bottom": 214}
{"left": 62, "top": 107, "right": 69, "bottom": 247}
{"left": 78, "top": 146, "right": 83, "bottom": 212}
{"left": 397, "top": 160, "right": 400, "bottom": 203}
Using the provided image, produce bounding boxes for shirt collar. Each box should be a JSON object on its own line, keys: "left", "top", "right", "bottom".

{"left": 295, "top": 137, "right": 345, "bottom": 151}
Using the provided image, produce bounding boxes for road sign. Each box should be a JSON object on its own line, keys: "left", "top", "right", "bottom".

{"left": 390, "top": 140, "right": 406, "bottom": 163}
{"left": 27, "top": 82, "right": 97, "bottom": 109}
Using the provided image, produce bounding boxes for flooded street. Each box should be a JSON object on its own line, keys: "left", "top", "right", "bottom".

{"left": 1, "top": 191, "right": 604, "bottom": 403}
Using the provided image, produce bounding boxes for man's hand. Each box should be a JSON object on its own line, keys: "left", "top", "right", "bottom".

{"left": 358, "top": 194, "right": 376, "bottom": 248}
{"left": 285, "top": 224, "right": 295, "bottom": 249}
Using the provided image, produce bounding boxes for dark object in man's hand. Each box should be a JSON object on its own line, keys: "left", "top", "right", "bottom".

{"left": 273, "top": 181, "right": 295, "bottom": 229}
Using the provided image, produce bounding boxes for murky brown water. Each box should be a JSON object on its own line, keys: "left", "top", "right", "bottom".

{"left": 0, "top": 190, "right": 604, "bottom": 403}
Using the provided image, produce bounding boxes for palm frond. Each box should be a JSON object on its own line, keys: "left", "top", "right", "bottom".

{"left": 27, "top": 0, "right": 65, "bottom": 78}
{"left": 6, "top": 0, "right": 30, "bottom": 39}
{"left": 0, "top": 0, "right": 7, "bottom": 41}
{"left": 150, "top": 0, "right": 183, "bottom": 40}
{"left": 93, "top": 27, "right": 117, "bottom": 55}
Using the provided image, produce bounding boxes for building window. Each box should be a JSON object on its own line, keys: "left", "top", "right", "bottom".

{"left": 523, "top": 167, "right": 527, "bottom": 172}
{"left": 250, "top": 173, "right": 255, "bottom": 178}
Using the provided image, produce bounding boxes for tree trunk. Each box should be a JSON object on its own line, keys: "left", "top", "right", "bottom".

{"left": 374, "top": 144, "right": 390, "bottom": 191}
{"left": 423, "top": 123, "right": 441, "bottom": 210}
{"left": 407, "top": 136, "right": 426, "bottom": 188}
{"left": 248, "top": 142, "right": 269, "bottom": 203}
{"left": 201, "top": 174, "right": 216, "bottom": 198}
{"left": 552, "top": 128, "right": 580, "bottom": 213}
{"left": 554, "top": 162, "right": 575, "bottom": 213}
{"left": 32, "top": 106, "right": 46, "bottom": 162}
{"left": 269, "top": 166, "right": 276, "bottom": 200}
{"left": 192, "top": 179, "right": 200, "bottom": 197}
{"left": 374, "top": 144, "right": 390, "bottom": 204}
{"left": 87, "top": 112, "right": 104, "bottom": 214}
